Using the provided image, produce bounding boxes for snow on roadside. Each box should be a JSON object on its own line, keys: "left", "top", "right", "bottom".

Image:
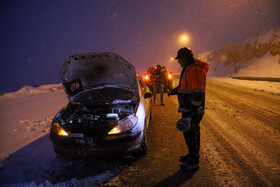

{"left": 9, "top": 169, "right": 123, "bottom": 187}
{"left": 17, "top": 118, "right": 53, "bottom": 133}
{"left": 232, "top": 53, "right": 280, "bottom": 78}
{"left": 208, "top": 77, "right": 280, "bottom": 94}
{"left": 0, "top": 84, "right": 64, "bottom": 99}
{"left": 0, "top": 83, "right": 68, "bottom": 168}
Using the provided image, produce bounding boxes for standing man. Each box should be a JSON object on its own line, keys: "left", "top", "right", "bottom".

{"left": 153, "top": 64, "right": 165, "bottom": 106}
{"left": 168, "top": 47, "right": 209, "bottom": 171}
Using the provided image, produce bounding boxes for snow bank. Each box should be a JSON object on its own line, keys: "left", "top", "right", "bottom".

{"left": 233, "top": 52, "right": 280, "bottom": 78}
{"left": 1, "top": 84, "right": 64, "bottom": 99}
{"left": 0, "top": 83, "right": 68, "bottom": 163}
{"left": 208, "top": 77, "right": 280, "bottom": 94}
{"left": 13, "top": 169, "right": 121, "bottom": 187}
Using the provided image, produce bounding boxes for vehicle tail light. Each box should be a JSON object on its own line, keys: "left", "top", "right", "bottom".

{"left": 168, "top": 73, "right": 172, "bottom": 79}
{"left": 145, "top": 74, "right": 149, "bottom": 80}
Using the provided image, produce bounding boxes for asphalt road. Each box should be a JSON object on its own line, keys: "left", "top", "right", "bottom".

{"left": 103, "top": 79, "right": 280, "bottom": 186}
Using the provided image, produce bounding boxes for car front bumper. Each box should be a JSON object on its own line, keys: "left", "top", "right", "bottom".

{"left": 50, "top": 130, "right": 142, "bottom": 157}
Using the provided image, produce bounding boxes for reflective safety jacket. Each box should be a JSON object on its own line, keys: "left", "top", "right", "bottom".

{"left": 178, "top": 59, "right": 209, "bottom": 118}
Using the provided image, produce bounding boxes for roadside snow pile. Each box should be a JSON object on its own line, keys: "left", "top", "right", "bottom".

{"left": 15, "top": 169, "right": 121, "bottom": 187}
{"left": 199, "top": 26, "right": 280, "bottom": 77}
{"left": 208, "top": 77, "right": 280, "bottom": 94}
{"left": 232, "top": 52, "right": 280, "bottom": 78}
{"left": 1, "top": 84, "right": 63, "bottom": 98}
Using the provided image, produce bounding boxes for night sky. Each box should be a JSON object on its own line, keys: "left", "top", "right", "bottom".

{"left": 1, "top": 0, "right": 279, "bottom": 92}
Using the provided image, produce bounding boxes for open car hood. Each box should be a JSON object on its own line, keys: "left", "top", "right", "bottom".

{"left": 60, "top": 52, "right": 139, "bottom": 101}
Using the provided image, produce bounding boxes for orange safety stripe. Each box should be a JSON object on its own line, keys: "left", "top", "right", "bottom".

{"left": 188, "top": 65, "right": 206, "bottom": 90}
{"left": 178, "top": 60, "right": 208, "bottom": 93}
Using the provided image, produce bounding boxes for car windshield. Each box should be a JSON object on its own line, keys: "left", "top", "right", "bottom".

{"left": 72, "top": 87, "right": 138, "bottom": 104}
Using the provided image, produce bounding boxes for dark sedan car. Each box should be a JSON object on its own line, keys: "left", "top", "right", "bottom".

{"left": 50, "top": 52, "right": 152, "bottom": 157}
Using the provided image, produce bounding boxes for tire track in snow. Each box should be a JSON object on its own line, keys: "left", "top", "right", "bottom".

{"left": 203, "top": 109, "right": 275, "bottom": 186}
{"left": 206, "top": 87, "right": 280, "bottom": 150}
{"left": 207, "top": 80, "right": 280, "bottom": 117}
{"left": 203, "top": 82, "right": 280, "bottom": 186}
{"left": 207, "top": 84, "right": 280, "bottom": 135}
{"left": 201, "top": 120, "right": 244, "bottom": 186}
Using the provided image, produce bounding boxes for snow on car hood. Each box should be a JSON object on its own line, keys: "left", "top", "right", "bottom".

{"left": 60, "top": 52, "right": 139, "bottom": 101}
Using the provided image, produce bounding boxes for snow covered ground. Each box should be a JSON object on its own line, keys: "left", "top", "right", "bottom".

{"left": 232, "top": 52, "right": 280, "bottom": 78}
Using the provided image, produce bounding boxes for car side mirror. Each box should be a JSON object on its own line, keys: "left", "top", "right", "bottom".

{"left": 144, "top": 92, "right": 153, "bottom": 99}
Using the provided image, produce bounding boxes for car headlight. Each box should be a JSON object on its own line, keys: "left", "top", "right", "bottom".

{"left": 108, "top": 116, "right": 138, "bottom": 135}
{"left": 51, "top": 122, "right": 69, "bottom": 136}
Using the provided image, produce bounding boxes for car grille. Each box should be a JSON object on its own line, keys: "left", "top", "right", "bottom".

{"left": 66, "top": 120, "right": 117, "bottom": 137}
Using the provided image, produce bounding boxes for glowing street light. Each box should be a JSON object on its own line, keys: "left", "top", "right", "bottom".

{"left": 179, "top": 34, "right": 190, "bottom": 45}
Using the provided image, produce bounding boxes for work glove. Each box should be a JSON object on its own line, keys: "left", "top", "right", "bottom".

{"left": 168, "top": 86, "right": 178, "bottom": 96}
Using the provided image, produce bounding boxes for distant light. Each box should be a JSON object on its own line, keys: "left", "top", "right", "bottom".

{"left": 179, "top": 34, "right": 190, "bottom": 45}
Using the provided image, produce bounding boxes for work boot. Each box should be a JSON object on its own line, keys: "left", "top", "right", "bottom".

{"left": 179, "top": 154, "right": 190, "bottom": 163}
{"left": 180, "top": 157, "right": 199, "bottom": 171}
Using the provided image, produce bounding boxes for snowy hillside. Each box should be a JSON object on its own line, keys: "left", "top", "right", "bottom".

{"left": 198, "top": 26, "right": 280, "bottom": 78}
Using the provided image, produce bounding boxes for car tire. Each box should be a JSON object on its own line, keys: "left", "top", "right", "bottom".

{"left": 53, "top": 143, "right": 67, "bottom": 156}
{"left": 140, "top": 122, "right": 148, "bottom": 154}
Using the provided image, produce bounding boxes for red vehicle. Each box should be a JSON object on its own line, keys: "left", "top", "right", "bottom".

{"left": 144, "top": 65, "right": 173, "bottom": 93}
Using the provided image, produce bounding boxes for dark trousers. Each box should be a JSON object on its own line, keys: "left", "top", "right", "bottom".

{"left": 153, "top": 84, "right": 164, "bottom": 104}
{"left": 182, "top": 112, "right": 201, "bottom": 160}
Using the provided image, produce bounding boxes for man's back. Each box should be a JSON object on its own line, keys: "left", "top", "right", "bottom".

{"left": 153, "top": 69, "right": 163, "bottom": 86}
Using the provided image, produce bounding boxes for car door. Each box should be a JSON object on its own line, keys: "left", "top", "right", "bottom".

{"left": 137, "top": 75, "right": 152, "bottom": 122}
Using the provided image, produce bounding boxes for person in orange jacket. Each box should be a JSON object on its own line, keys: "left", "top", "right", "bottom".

{"left": 168, "top": 47, "right": 209, "bottom": 171}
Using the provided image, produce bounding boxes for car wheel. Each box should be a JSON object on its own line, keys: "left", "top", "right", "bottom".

{"left": 141, "top": 123, "right": 148, "bottom": 153}
{"left": 53, "top": 143, "right": 67, "bottom": 156}
{"left": 134, "top": 120, "right": 148, "bottom": 157}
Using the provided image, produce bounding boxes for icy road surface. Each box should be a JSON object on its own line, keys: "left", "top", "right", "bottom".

{"left": 0, "top": 79, "right": 279, "bottom": 186}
